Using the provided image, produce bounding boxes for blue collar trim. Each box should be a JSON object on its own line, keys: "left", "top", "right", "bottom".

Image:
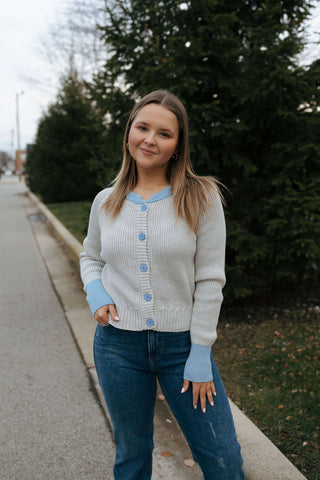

{"left": 126, "top": 185, "right": 172, "bottom": 205}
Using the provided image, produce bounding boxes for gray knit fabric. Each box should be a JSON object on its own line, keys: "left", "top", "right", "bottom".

{"left": 80, "top": 187, "right": 226, "bottom": 346}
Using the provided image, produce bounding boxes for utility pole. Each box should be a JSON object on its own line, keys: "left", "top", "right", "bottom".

{"left": 15, "top": 91, "right": 24, "bottom": 179}
{"left": 16, "top": 91, "right": 24, "bottom": 151}
{"left": 11, "top": 129, "right": 14, "bottom": 165}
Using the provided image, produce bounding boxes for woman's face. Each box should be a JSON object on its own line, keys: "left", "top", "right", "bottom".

{"left": 128, "top": 103, "right": 179, "bottom": 177}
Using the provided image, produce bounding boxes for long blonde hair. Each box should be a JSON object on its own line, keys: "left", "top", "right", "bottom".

{"left": 103, "top": 90, "right": 223, "bottom": 231}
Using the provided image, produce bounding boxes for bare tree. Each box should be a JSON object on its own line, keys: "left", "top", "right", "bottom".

{"left": 0, "top": 151, "right": 12, "bottom": 171}
{"left": 26, "top": 0, "right": 109, "bottom": 92}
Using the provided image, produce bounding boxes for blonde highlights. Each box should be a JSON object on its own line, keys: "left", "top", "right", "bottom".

{"left": 103, "top": 90, "right": 223, "bottom": 231}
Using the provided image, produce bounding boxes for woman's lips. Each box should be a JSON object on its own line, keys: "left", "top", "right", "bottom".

{"left": 140, "top": 148, "right": 156, "bottom": 156}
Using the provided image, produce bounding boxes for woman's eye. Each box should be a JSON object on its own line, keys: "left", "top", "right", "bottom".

{"left": 138, "top": 126, "right": 147, "bottom": 131}
{"left": 160, "top": 132, "right": 170, "bottom": 138}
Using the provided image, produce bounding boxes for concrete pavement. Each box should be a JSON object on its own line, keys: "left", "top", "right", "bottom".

{"left": 0, "top": 179, "right": 115, "bottom": 480}
{"left": 0, "top": 176, "right": 308, "bottom": 479}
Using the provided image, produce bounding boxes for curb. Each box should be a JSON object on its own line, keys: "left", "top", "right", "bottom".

{"left": 27, "top": 189, "right": 308, "bottom": 480}
{"left": 28, "top": 191, "right": 83, "bottom": 259}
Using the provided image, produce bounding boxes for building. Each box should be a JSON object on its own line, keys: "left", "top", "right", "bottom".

{"left": 15, "top": 149, "right": 27, "bottom": 177}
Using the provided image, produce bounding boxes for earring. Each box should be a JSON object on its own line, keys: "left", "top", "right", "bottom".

{"left": 171, "top": 153, "right": 178, "bottom": 161}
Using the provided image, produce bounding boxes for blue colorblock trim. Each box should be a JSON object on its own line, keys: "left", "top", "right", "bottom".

{"left": 85, "top": 279, "right": 114, "bottom": 316}
{"left": 183, "top": 343, "right": 213, "bottom": 382}
{"left": 126, "top": 185, "right": 172, "bottom": 204}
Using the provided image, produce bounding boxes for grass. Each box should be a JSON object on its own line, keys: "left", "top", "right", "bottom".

{"left": 46, "top": 201, "right": 91, "bottom": 243}
{"left": 215, "top": 305, "right": 320, "bottom": 480}
{"left": 45, "top": 200, "right": 320, "bottom": 479}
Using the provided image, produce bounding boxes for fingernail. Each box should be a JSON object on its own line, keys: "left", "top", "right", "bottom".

{"left": 210, "top": 401, "right": 214, "bottom": 407}
{"left": 115, "top": 316, "right": 119, "bottom": 320}
{"left": 181, "top": 387, "right": 185, "bottom": 393}
{"left": 194, "top": 405, "right": 197, "bottom": 410}
{"left": 202, "top": 408, "right": 206, "bottom": 413}
{"left": 213, "top": 392, "right": 217, "bottom": 397}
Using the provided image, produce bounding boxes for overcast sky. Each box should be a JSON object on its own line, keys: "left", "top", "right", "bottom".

{"left": 0, "top": 0, "right": 319, "bottom": 155}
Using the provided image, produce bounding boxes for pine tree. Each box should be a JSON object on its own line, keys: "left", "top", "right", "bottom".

{"left": 89, "top": 0, "right": 319, "bottom": 299}
{"left": 27, "top": 72, "right": 112, "bottom": 202}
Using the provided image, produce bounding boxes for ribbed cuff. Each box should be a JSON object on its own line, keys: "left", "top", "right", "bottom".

{"left": 183, "top": 343, "right": 213, "bottom": 382}
{"left": 85, "top": 279, "right": 114, "bottom": 316}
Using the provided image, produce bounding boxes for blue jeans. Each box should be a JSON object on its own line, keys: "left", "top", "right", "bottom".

{"left": 94, "top": 324, "right": 245, "bottom": 480}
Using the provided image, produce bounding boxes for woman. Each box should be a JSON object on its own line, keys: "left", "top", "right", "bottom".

{"left": 80, "top": 90, "right": 245, "bottom": 480}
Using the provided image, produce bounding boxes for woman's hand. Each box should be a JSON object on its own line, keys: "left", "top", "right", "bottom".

{"left": 181, "top": 379, "right": 216, "bottom": 413}
{"left": 94, "top": 304, "right": 119, "bottom": 326}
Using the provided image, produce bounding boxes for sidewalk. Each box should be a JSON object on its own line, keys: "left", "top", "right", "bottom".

{"left": 27, "top": 187, "right": 308, "bottom": 480}
{"left": 0, "top": 180, "right": 115, "bottom": 480}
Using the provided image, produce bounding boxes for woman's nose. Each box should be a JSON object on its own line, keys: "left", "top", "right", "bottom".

{"left": 144, "top": 131, "right": 156, "bottom": 144}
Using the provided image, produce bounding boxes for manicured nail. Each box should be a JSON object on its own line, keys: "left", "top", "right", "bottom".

{"left": 202, "top": 408, "right": 206, "bottom": 413}
{"left": 181, "top": 387, "right": 185, "bottom": 393}
{"left": 194, "top": 405, "right": 197, "bottom": 410}
{"left": 213, "top": 392, "right": 217, "bottom": 397}
{"left": 115, "top": 316, "right": 119, "bottom": 320}
{"left": 210, "top": 401, "right": 214, "bottom": 407}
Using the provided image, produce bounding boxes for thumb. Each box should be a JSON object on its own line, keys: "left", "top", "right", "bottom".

{"left": 108, "top": 304, "right": 119, "bottom": 321}
{"left": 181, "top": 379, "right": 190, "bottom": 393}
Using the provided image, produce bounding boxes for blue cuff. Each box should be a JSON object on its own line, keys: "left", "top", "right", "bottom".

{"left": 183, "top": 343, "right": 213, "bottom": 382}
{"left": 85, "top": 279, "right": 114, "bottom": 316}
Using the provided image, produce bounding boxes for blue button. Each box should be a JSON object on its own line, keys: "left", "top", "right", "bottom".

{"left": 139, "top": 233, "right": 146, "bottom": 241}
{"left": 144, "top": 293, "right": 152, "bottom": 301}
{"left": 146, "top": 319, "right": 154, "bottom": 326}
{"left": 140, "top": 264, "right": 148, "bottom": 272}
{"left": 141, "top": 204, "right": 147, "bottom": 211}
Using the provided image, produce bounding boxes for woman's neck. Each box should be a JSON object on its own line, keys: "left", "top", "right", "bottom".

{"left": 133, "top": 179, "right": 170, "bottom": 201}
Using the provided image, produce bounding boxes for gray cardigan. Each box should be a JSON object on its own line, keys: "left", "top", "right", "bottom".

{"left": 80, "top": 186, "right": 226, "bottom": 350}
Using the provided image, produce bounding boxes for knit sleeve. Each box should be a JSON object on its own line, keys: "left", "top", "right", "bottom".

{"left": 183, "top": 343, "right": 213, "bottom": 382}
{"left": 85, "top": 279, "right": 114, "bottom": 315}
{"left": 80, "top": 189, "right": 110, "bottom": 289}
{"left": 190, "top": 193, "right": 226, "bottom": 347}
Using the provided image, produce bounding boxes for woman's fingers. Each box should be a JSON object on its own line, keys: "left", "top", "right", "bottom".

{"left": 206, "top": 385, "right": 215, "bottom": 408}
{"left": 189, "top": 381, "right": 216, "bottom": 413}
{"left": 192, "top": 383, "right": 200, "bottom": 410}
{"left": 200, "top": 382, "right": 214, "bottom": 412}
{"left": 94, "top": 306, "right": 109, "bottom": 325}
{"left": 108, "top": 304, "right": 119, "bottom": 321}
{"left": 181, "top": 379, "right": 190, "bottom": 393}
{"left": 94, "top": 304, "right": 119, "bottom": 325}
